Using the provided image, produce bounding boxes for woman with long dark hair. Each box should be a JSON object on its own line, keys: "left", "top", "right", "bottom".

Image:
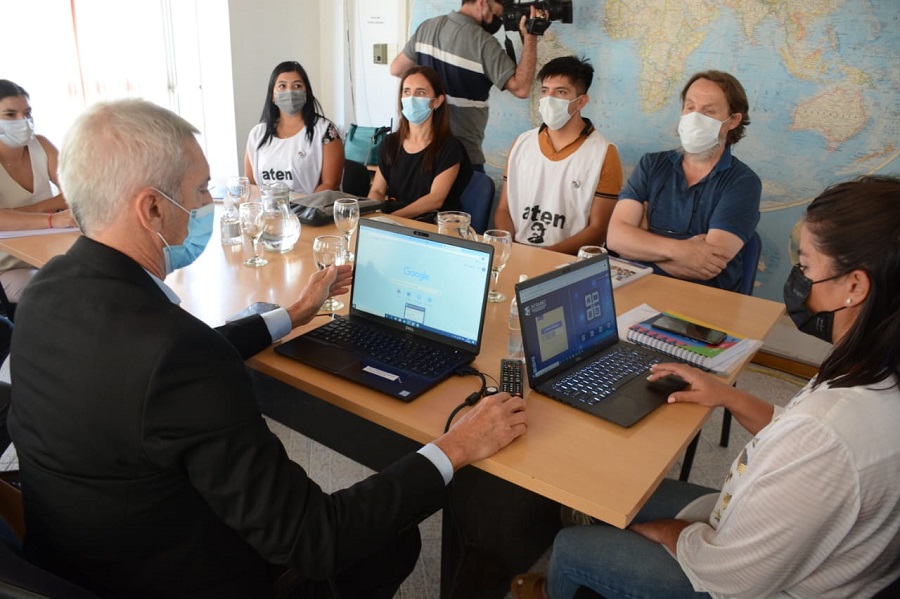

{"left": 513, "top": 175, "right": 900, "bottom": 599}
{"left": 244, "top": 61, "right": 344, "bottom": 194}
{"left": 368, "top": 66, "right": 471, "bottom": 219}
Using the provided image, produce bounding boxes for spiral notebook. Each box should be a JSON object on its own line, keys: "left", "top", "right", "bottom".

{"left": 627, "top": 312, "right": 760, "bottom": 374}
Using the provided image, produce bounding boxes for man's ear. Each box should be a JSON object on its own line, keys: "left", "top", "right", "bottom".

{"left": 727, "top": 113, "right": 742, "bottom": 131}
{"left": 134, "top": 188, "right": 164, "bottom": 233}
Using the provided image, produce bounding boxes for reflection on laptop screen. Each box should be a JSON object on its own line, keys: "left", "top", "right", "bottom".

{"left": 352, "top": 225, "right": 491, "bottom": 346}
{"left": 518, "top": 259, "right": 618, "bottom": 379}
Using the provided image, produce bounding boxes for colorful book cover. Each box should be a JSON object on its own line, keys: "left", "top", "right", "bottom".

{"left": 627, "top": 313, "right": 752, "bottom": 370}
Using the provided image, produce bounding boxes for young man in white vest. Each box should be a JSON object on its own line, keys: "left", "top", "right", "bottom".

{"left": 494, "top": 56, "right": 622, "bottom": 254}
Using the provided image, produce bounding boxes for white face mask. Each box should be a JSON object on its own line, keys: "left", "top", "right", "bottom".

{"left": 539, "top": 95, "right": 579, "bottom": 131}
{"left": 0, "top": 118, "right": 35, "bottom": 148}
{"left": 678, "top": 112, "right": 730, "bottom": 154}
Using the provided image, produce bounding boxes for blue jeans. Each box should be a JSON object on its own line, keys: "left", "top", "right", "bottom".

{"left": 548, "top": 479, "right": 717, "bottom": 599}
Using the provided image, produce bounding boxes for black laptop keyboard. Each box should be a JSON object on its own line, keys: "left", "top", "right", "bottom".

{"left": 307, "top": 318, "right": 460, "bottom": 377}
{"left": 551, "top": 347, "right": 660, "bottom": 406}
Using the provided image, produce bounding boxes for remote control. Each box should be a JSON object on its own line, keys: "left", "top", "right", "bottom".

{"left": 500, "top": 359, "right": 524, "bottom": 396}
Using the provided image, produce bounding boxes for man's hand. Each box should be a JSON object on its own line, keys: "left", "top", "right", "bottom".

{"left": 658, "top": 234, "right": 729, "bottom": 280}
{"left": 284, "top": 264, "right": 353, "bottom": 328}
{"left": 433, "top": 392, "right": 527, "bottom": 471}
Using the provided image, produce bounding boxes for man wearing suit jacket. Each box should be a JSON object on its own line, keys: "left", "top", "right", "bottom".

{"left": 8, "top": 99, "right": 528, "bottom": 599}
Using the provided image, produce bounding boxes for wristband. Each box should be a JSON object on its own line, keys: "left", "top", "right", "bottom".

{"left": 48, "top": 214, "right": 54, "bottom": 229}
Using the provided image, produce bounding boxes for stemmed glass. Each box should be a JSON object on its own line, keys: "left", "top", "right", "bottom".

{"left": 239, "top": 202, "right": 267, "bottom": 267}
{"left": 333, "top": 198, "right": 360, "bottom": 262}
{"left": 482, "top": 229, "right": 512, "bottom": 302}
{"left": 313, "top": 235, "right": 346, "bottom": 311}
{"left": 226, "top": 176, "right": 250, "bottom": 206}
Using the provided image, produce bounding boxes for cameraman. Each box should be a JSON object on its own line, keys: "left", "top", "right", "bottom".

{"left": 391, "top": 0, "right": 541, "bottom": 172}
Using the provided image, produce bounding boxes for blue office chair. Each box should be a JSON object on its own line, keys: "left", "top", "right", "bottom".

{"left": 459, "top": 171, "right": 495, "bottom": 234}
{"left": 679, "top": 231, "right": 762, "bottom": 481}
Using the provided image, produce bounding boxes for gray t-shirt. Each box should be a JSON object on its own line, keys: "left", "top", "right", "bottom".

{"left": 401, "top": 11, "right": 516, "bottom": 165}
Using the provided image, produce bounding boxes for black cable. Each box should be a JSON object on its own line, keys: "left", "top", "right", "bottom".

{"left": 442, "top": 366, "right": 488, "bottom": 598}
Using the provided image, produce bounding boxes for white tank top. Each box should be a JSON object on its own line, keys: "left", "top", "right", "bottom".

{"left": 0, "top": 137, "right": 53, "bottom": 208}
{"left": 246, "top": 118, "right": 337, "bottom": 194}
{"left": 506, "top": 128, "right": 610, "bottom": 247}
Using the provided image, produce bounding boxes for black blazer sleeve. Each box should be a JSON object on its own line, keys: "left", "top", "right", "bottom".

{"left": 214, "top": 314, "right": 273, "bottom": 360}
{"left": 142, "top": 317, "right": 446, "bottom": 579}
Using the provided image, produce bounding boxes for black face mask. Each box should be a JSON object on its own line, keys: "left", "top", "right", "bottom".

{"left": 482, "top": 15, "right": 503, "bottom": 35}
{"left": 783, "top": 265, "right": 847, "bottom": 343}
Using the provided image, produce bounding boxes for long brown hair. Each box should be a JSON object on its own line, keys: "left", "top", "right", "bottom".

{"left": 806, "top": 175, "right": 900, "bottom": 390}
{"left": 386, "top": 66, "right": 451, "bottom": 173}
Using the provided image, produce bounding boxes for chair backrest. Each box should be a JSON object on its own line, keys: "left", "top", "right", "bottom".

{"left": 459, "top": 171, "right": 495, "bottom": 234}
{"left": 738, "top": 231, "right": 762, "bottom": 296}
{"left": 340, "top": 160, "right": 371, "bottom": 198}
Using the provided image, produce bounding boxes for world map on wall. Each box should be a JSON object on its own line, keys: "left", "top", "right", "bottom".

{"left": 410, "top": 0, "right": 899, "bottom": 301}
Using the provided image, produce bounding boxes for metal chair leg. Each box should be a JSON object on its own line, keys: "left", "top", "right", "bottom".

{"left": 679, "top": 432, "right": 700, "bottom": 481}
{"left": 720, "top": 408, "right": 733, "bottom": 448}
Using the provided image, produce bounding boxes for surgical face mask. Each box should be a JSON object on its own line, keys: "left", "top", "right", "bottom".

{"left": 539, "top": 95, "right": 578, "bottom": 131}
{"left": 782, "top": 264, "right": 847, "bottom": 343}
{"left": 0, "top": 118, "right": 35, "bottom": 148}
{"left": 274, "top": 90, "right": 306, "bottom": 116}
{"left": 678, "top": 111, "right": 730, "bottom": 154}
{"left": 401, "top": 96, "right": 434, "bottom": 126}
{"left": 155, "top": 189, "right": 215, "bottom": 275}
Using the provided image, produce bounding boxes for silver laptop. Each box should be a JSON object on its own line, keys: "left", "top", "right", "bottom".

{"left": 275, "top": 219, "right": 494, "bottom": 401}
{"left": 515, "top": 256, "right": 681, "bottom": 427}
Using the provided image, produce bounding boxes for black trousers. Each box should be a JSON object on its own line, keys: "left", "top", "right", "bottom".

{"left": 283, "top": 526, "right": 421, "bottom": 599}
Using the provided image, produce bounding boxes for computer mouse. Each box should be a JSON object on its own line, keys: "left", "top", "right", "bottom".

{"left": 646, "top": 373, "right": 689, "bottom": 394}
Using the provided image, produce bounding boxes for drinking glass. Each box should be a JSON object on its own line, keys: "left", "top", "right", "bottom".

{"left": 436, "top": 211, "right": 477, "bottom": 240}
{"left": 239, "top": 202, "right": 267, "bottom": 267}
{"left": 482, "top": 229, "right": 512, "bottom": 302}
{"left": 226, "top": 176, "right": 250, "bottom": 206}
{"left": 577, "top": 245, "right": 607, "bottom": 261}
{"left": 333, "top": 198, "right": 360, "bottom": 262}
{"left": 313, "top": 235, "right": 346, "bottom": 312}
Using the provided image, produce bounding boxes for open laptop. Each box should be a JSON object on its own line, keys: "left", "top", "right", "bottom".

{"left": 515, "top": 256, "right": 682, "bottom": 427}
{"left": 275, "top": 219, "right": 494, "bottom": 401}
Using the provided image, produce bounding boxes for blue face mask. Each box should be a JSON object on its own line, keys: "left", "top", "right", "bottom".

{"left": 155, "top": 189, "right": 214, "bottom": 275}
{"left": 401, "top": 96, "right": 434, "bottom": 125}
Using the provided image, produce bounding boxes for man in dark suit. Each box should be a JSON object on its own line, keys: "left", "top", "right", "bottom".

{"left": 8, "top": 99, "right": 527, "bottom": 599}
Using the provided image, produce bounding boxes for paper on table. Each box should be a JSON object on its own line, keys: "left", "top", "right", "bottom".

{"left": 0, "top": 228, "right": 77, "bottom": 239}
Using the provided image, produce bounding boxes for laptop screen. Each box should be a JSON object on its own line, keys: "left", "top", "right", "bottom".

{"left": 350, "top": 220, "right": 493, "bottom": 349}
{"left": 516, "top": 257, "right": 619, "bottom": 382}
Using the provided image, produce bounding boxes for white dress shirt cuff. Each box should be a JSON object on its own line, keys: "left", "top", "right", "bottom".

{"left": 417, "top": 443, "right": 453, "bottom": 486}
{"left": 261, "top": 308, "right": 292, "bottom": 342}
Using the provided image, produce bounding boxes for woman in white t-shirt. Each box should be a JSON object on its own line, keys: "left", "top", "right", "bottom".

{"left": 512, "top": 176, "right": 900, "bottom": 599}
{"left": 0, "top": 80, "right": 77, "bottom": 303}
{"left": 244, "top": 61, "right": 344, "bottom": 195}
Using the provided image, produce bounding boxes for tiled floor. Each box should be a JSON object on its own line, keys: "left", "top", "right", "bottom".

{"left": 263, "top": 364, "right": 807, "bottom": 599}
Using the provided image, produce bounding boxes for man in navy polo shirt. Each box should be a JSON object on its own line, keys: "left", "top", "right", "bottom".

{"left": 607, "top": 70, "right": 761, "bottom": 292}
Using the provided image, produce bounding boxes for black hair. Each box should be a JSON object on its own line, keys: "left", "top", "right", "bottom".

{"left": 0, "top": 79, "right": 29, "bottom": 102}
{"left": 257, "top": 61, "right": 323, "bottom": 148}
{"left": 537, "top": 56, "right": 594, "bottom": 95}
{"left": 806, "top": 175, "right": 900, "bottom": 390}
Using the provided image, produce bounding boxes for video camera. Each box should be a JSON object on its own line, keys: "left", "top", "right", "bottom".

{"left": 501, "top": 0, "right": 573, "bottom": 36}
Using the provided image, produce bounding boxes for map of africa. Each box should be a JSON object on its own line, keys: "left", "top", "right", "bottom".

{"left": 410, "top": 0, "right": 899, "bottom": 301}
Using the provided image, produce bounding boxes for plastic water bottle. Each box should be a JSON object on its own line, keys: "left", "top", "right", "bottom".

{"left": 507, "top": 274, "right": 527, "bottom": 360}
{"left": 220, "top": 197, "right": 242, "bottom": 246}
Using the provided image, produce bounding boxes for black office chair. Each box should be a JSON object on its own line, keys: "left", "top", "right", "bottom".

{"left": 679, "top": 231, "right": 762, "bottom": 481}
{"left": 341, "top": 160, "right": 372, "bottom": 197}
{"left": 0, "top": 288, "right": 13, "bottom": 323}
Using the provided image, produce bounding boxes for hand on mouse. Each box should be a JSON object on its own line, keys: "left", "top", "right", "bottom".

{"left": 648, "top": 363, "right": 735, "bottom": 408}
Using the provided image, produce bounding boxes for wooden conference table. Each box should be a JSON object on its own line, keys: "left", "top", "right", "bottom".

{"left": 0, "top": 217, "right": 783, "bottom": 597}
